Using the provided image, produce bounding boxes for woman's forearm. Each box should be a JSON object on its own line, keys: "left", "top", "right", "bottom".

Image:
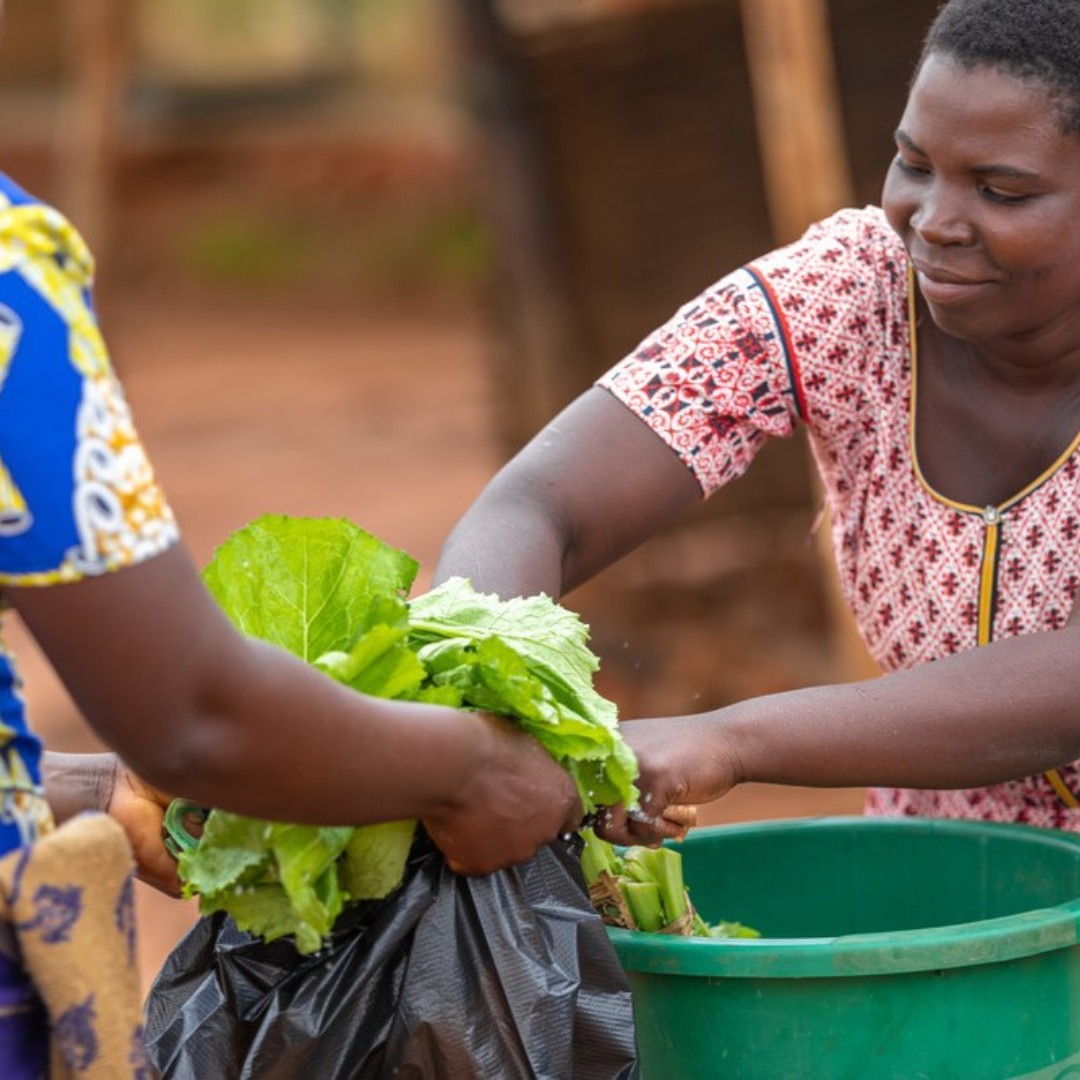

{"left": 14, "top": 552, "right": 504, "bottom": 828}
{"left": 108, "top": 643, "right": 497, "bottom": 826}
{"left": 435, "top": 483, "right": 570, "bottom": 599}
{"left": 725, "top": 628, "right": 1080, "bottom": 791}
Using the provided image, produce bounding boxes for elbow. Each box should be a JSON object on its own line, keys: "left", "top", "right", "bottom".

{"left": 110, "top": 705, "right": 254, "bottom": 804}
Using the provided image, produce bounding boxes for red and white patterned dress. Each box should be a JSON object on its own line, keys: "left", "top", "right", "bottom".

{"left": 598, "top": 205, "right": 1080, "bottom": 832}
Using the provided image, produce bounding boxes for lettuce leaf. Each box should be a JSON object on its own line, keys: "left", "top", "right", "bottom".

{"left": 176, "top": 514, "right": 638, "bottom": 955}
{"left": 202, "top": 513, "right": 418, "bottom": 661}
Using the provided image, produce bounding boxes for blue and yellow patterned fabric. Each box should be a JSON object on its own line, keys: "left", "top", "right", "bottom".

{"left": 0, "top": 172, "right": 178, "bottom": 859}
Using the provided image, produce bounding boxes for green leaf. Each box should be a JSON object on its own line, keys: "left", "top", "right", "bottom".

{"left": 269, "top": 822, "right": 353, "bottom": 929}
{"left": 340, "top": 819, "right": 417, "bottom": 899}
{"left": 198, "top": 881, "right": 329, "bottom": 955}
{"left": 203, "top": 514, "right": 417, "bottom": 661}
{"left": 314, "top": 625, "right": 428, "bottom": 700}
{"left": 409, "top": 577, "right": 618, "bottom": 729}
{"left": 409, "top": 581, "right": 638, "bottom": 811}
{"left": 176, "top": 811, "right": 273, "bottom": 897}
{"left": 180, "top": 517, "right": 642, "bottom": 955}
{"left": 709, "top": 921, "right": 762, "bottom": 939}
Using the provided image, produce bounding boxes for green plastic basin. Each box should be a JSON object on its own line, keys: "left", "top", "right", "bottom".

{"left": 607, "top": 816, "right": 1080, "bottom": 1078}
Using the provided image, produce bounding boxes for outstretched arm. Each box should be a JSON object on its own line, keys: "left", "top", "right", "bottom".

{"left": 13, "top": 544, "right": 580, "bottom": 877}
{"left": 435, "top": 387, "right": 701, "bottom": 598}
{"left": 604, "top": 615, "right": 1080, "bottom": 844}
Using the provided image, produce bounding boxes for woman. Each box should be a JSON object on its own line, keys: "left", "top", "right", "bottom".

{"left": 0, "top": 175, "right": 580, "bottom": 1073}
{"left": 434, "top": 0, "right": 1080, "bottom": 844}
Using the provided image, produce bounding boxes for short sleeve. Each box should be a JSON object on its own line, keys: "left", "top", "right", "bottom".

{"left": 0, "top": 203, "right": 178, "bottom": 586}
{"left": 596, "top": 206, "right": 907, "bottom": 498}
{"left": 596, "top": 265, "right": 803, "bottom": 497}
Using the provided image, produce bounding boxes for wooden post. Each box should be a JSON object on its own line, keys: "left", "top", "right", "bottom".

{"left": 446, "top": 0, "right": 583, "bottom": 454}
{"left": 739, "top": 0, "right": 854, "bottom": 242}
{"left": 58, "top": 0, "right": 131, "bottom": 274}
{"left": 739, "top": 0, "right": 879, "bottom": 680}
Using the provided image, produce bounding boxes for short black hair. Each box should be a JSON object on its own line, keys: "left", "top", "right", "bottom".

{"left": 922, "top": 0, "right": 1080, "bottom": 132}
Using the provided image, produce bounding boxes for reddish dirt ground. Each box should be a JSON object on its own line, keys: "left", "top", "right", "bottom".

{"left": 8, "top": 279, "right": 865, "bottom": 995}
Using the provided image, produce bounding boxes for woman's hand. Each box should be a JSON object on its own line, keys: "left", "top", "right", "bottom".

{"left": 597, "top": 714, "right": 743, "bottom": 846}
{"left": 105, "top": 761, "right": 184, "bottom": 897}
{"left": 42, "top": 750, "right": 183, "bottom": 896}
{"left": 422, "top": 713, "right": 582, "bottom": 876}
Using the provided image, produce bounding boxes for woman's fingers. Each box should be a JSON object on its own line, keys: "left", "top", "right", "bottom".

{"left": 660, "top": 803, "right": 698, "bottom": 838}
{"left": 595, "top": 802, "right": 690, "bottom": 847}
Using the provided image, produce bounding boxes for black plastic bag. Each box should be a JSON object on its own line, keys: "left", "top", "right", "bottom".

{"left": 144, "top": 834, "right": 639, "bottom": 1079}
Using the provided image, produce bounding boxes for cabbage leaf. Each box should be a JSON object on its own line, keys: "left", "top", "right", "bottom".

{"left": 176, "top": 514, "right": 638, "bottom": 954}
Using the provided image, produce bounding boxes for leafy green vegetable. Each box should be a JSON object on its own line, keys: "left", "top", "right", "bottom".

{"left": 202, "top": 514, "right": 419, "bottom": 661}
{"left": 622, "top": 846, "right": 688, "bottom": 927}
{"left": 410, "top": 579, "right": 638, "bottom": 810}
{"left": 579, "top": 828, "right": 760, "bottom": 939}
{"left": 174, "top": 514, "right": 639, "bottom": 955}
{"left": 338, "top": 819, "right": 417, "bottom": 899}
{"left": 621, "top": 880, "right": 664, "bottom": 932}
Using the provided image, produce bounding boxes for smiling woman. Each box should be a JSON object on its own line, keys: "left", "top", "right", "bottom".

{"left": 883, "top": 53, "right": 1080, "bottom": 507}
{"left": 432, "top": 0, "right": 1080, "bottom": 850}
{"left": 885, "top": 56, "right": 1080, "bottom": 345}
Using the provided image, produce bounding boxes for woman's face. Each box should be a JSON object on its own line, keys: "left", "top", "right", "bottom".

{"left": 882, "top": 52, "right": 1080, "bottom": 348}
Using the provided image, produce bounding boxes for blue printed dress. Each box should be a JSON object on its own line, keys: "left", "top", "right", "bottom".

{"left": 0, "top": 172, "right": 178, "bottom": 1077}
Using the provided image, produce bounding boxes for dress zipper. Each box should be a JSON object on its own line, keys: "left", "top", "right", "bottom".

{"left": 976, "top": 505, "right": 1000, "bottom": 647}
{"left": 981, "top": 504, "right": 1080, "bottom": 810}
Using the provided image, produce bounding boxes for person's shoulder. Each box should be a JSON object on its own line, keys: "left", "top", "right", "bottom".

{"left": 0, "top": 172, "right": 95, "bottom": 287}
{"left": 0, "top": 172, "right": 44, "bottom": 210}
{"left": 749, "top": 205, "right": 906, "bottom": 296}
{"left": 802, "top": 205, "right": 904, "bottom": 256}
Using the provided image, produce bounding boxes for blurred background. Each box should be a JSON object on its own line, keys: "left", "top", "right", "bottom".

{"left": 0, "top": 0, "right": 940, "bottom": 989}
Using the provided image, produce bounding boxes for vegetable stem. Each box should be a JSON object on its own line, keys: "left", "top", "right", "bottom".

{"left": 620, "top": 880, "right": 664, "bottom": 932}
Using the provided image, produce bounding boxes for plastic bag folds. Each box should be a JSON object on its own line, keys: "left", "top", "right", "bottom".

{"left": 144, "top": 834, "right": 639, "bottom": 1079}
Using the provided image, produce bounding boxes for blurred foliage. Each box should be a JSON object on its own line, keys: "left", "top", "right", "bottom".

{"left": 0, "top": 0, "right": 454, "bottom": 95}
{"left": 136, "top": 0, "right": 453, "bottom": 93}
{"left": 0, "top": 0, "right": 483, "bottom": 309}
{"left": 149, "top": 0, "right": 366, "bottom": 32}
{"left": 174, "top": 203, "right": 493, "bottom": 296}
{"left": 176, "top": 217, "right": 311, "bottom": 287}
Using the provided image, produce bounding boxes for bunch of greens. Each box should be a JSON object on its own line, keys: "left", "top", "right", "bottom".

{"left": 580, "top": 828, "right": 759, "bottom": 939}
{"left": 172, "top": 514, "right": 639, "bottom": 955}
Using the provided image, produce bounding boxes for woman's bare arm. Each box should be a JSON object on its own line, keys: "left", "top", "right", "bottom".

{"left": 13, "top": 544, "right": 580, "bottom": 875}
{"left": 435, "top": 387, "right": 701, "bottom": 598}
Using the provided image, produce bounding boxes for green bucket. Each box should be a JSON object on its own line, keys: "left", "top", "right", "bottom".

{"left": 607, "top": 816, "right": 1080, "bottom": 1079}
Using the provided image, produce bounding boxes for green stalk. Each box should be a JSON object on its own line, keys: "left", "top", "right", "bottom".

{"left": 691, "top": 909, "right": 712, "bottom": 937}
{"left": 622, "top": 846, "right": 688, "bottom": 926}
{"left": 579, "top": 827, "right": 620, "bottom": 887}
{"left": 620, "top": 880, "right": 664, "bottom": 931}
